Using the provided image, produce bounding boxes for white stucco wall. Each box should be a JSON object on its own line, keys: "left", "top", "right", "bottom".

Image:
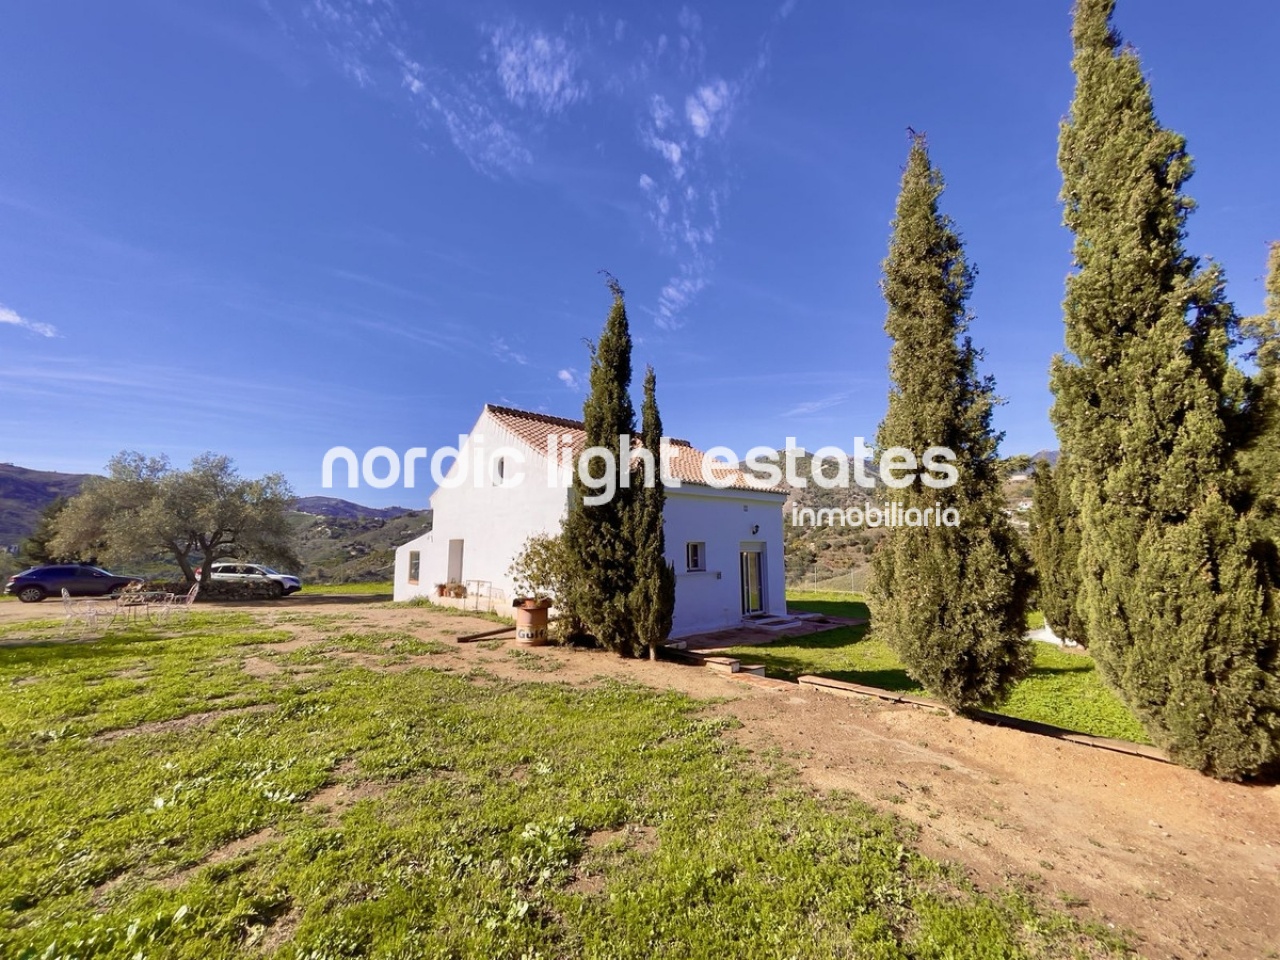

{"left": 393, "top": 410, "right": 570, "bottom": 605}
{"left": 663, "top": 486, "right": 788, "bottom": 639}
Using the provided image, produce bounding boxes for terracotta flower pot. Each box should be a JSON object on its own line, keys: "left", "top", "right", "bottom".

{"left": 513, "top": 597, "right": 553, "bottom": 646}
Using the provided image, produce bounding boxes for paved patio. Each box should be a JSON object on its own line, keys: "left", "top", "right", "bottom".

{"left": 679, "top": 613, "right": 867, "bottom": 652}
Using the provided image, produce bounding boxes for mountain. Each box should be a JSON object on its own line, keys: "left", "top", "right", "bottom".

{"left": 292, "top": 496, "right": 413, "bottom": 520}
{"left": 289, "top": 509, "right": 432, "bottom": 582}
{"left": 0, "top": 462, "right": 427, "bottom": 582}
{"left": 0, "top": 464, "right": 91, "bottom": 549}
{"left": 1030, "top": 449, "right": 1060, "bottom": 467}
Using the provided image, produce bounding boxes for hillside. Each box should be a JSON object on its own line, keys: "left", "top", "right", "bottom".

{"left": 290, "top": 509, "right": 432, "bottom": 583}
{"left": 734, "top": 452, "right": 882, "bottom": 590}
{"left": 0, "top": 461, "right": 429, "bottom": 583}
{"left": 293, "top": 497, "right": 413, "bottom": 521}
{"left": 776, "top": 451, "right": 1053, "bottom": 591}
{"left": 0, "top": 464, "right": 91, "bottom": 549}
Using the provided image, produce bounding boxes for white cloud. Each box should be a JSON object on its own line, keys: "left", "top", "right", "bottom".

{"left": 649, "top": 94, "right": 674, "bottom": 131}
{"left": 428, "top": 88, "right": 532, "bottom": 175}
{"left": 296, "top": 1, "right": 533, "bottom": 177}
{"left": 638, "top": 173, "right": 656, "bottom": 191}
{"left": 782, "top": 393, "right": 849, "bottom": 417}
{"left": 0, "top": 304, "right": 58, "bottom": 338}
{"left": 655, "top": 269, "right": 707, "bottom": 329}
{"left": 493, "top": 336, "right": 528, "bottom": 365}
{"left": 645, "top": 132, "right": 684, "bottom": 180}
{"left": 686, "top": 78, "right": 734, "bottom": 138}
{"left": 557, "top": 368, "right": 582, "bottom": 390}
{"left": 490, "top": 24, "right": 587, "bottom": 115}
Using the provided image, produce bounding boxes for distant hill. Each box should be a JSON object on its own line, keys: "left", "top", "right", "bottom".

{"left": 0, "top": 461, "right": 427, "bottom": 581}
{"left": 292, "top": 496, "right": 413, "bottom": 521}
{"left": 290, "top": 509, "right": 432, "bottom": 583}
{"left": 1030, "top": 449, "right": 1060, "bottom": 467}
{"left": 0, "top": 464, "right": 91, "bottom": 549}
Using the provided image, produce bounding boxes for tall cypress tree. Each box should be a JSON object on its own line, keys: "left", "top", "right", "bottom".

{"left": 1027, "top": 457, "right": 1086, "bottom": 645}
{"left": 630, "top": 365, "right": 677, "bottom": 659}
{"left": 1239, "top": 243, "right": 1280, "bottom": 541}
{"left": 560, "top": 277, "right": 640, "bottom": 654}
{"left": 870, "top": 136, "right": 1033, "bottom": 711}
{"left": 1052, "top": 0, "right": 1280, "bottom": 777}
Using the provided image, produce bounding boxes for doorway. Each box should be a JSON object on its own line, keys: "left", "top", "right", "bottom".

{"left": 740, "top": 549, "right": 764, "bottom": 615}
{"left": 447, "top": 539, "right": 464, "bottom": 584}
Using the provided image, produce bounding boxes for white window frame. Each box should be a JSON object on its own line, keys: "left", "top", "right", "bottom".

{"left": 686, "top": 541, "right": 706, "bottom": 572}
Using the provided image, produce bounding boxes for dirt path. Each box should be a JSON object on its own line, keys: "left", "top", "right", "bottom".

{"left": 3, "top": 595, "right": 1277, "bottom": 958}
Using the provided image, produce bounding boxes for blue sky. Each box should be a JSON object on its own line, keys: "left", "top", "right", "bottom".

{"left": 2, "top": 0, "right": 1277, "bottom": 507}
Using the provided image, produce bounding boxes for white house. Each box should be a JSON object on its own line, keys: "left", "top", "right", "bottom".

{"left": 393, "top": 404, "right": 789, "bottom": 639}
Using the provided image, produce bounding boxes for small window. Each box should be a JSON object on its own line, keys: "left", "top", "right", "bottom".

{"left": 686, "top": 542, "right": 706, "bottom": 572}
{"left": 408, "top": 551, "right": 421, "bottom": 584}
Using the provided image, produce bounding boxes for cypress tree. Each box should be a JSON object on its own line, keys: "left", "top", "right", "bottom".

{"left": 19, "top": 498, "right": 81, "bottom": 566}
{"left": 630, "top": 365, "right": 677, "bottom": 659}
{"left": 1052, "top": 0, "right": 1280, "bottom": 777}
{"left": 560, "top": 277, "right": 640, "bottom": 654}
{"left": 869, "top": 136, "right": 1033, "bottom": 711}
{"left": 1027, "top": 457, "right": 1087, "bottom": 645}
{"left": 1239, "top": 243, "right": 1280, "bottom": 541}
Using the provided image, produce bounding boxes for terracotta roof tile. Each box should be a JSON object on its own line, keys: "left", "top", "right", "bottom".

{"left": 484, "top": 404, "right": 785, "bottom": 494}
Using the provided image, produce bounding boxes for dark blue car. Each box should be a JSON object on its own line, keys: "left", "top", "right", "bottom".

{"left": 4, "top": 564, "right": 145, "bottom": 602}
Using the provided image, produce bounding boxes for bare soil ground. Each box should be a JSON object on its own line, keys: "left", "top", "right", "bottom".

{"left": 3, "top": 595, "right": 1278, "bottom": 959}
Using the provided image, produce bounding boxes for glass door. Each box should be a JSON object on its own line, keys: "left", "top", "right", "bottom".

{"left": 740, "top": 550, "right": 763, "bottom": 615}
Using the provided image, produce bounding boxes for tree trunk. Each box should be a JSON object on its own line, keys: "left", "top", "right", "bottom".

{"left": 173, "top": 548, "right": 195, "bottom": 584}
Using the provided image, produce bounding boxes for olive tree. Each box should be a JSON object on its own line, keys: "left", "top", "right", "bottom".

{"left": 51, "top": 451, "right": 298, "bottom": 585}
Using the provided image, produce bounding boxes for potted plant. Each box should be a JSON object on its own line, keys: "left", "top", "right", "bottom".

{"left": 508, "top": 534, "right": 563, "bottom": 646}
{"left": 435, "top": 583, "right": 448, "bottom": 598}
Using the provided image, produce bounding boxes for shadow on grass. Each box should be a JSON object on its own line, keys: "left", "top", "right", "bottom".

{"left": 820, "top": 668, "right": 922, "bottom": 693}
{"left": 786, "top": 598, "right": 871, "bottom": 620}
{"left": 202, "top": 593, "right": 393, "bottom": 606}
{"left": 1027, "top": 661, "right": 1094, "bottom": 676}
{"left": 725, "top": 625, "right": 929, "bottom": 693}
{"left": 0, "top": 629, "right": 167, "bottom": 668}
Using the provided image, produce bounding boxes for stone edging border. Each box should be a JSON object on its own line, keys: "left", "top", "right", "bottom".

{"left": 657, "top": 644, "right": 1169, "bottom": 765}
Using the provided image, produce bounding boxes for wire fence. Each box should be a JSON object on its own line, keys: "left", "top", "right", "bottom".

{"left": 784, "top": 562, "right": 870, "bottom": 595}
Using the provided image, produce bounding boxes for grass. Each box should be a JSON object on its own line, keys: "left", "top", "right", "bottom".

{"left": 716, "top": 594, "right": 1150, "bottom": 744}
{"left": 306, "top": 581, "right": 395, "bottom": 596}
{"left": 0, "top": 609, "right": 1130, "bottom": 958}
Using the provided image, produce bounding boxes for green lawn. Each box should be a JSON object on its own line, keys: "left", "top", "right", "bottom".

{"left": 717, "top": 595, "right": 1150, "bottom": 744}
{"left": 0, "top": 611, "right": 1129, "bottom": 958}
{"left": 305, "top": 581, "right": 395, "bottom": 595}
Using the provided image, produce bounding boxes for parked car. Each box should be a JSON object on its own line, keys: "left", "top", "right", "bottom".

{"left": 4, "top": 564, "right": 146, "bottom": 603}
{"left": 203, "top": 562, "right": 302, "bottom": 597}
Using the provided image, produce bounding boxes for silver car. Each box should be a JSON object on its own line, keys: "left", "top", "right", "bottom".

{"left": 209, "top": 562, "right": 302, "bottom": 597}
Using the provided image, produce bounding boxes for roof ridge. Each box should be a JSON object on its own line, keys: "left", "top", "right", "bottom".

{"left": 485, "top": 403, "right": 585, "bottom": 431}
{"left": 481, "top": 403, "right": 784, "bottom": 494}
